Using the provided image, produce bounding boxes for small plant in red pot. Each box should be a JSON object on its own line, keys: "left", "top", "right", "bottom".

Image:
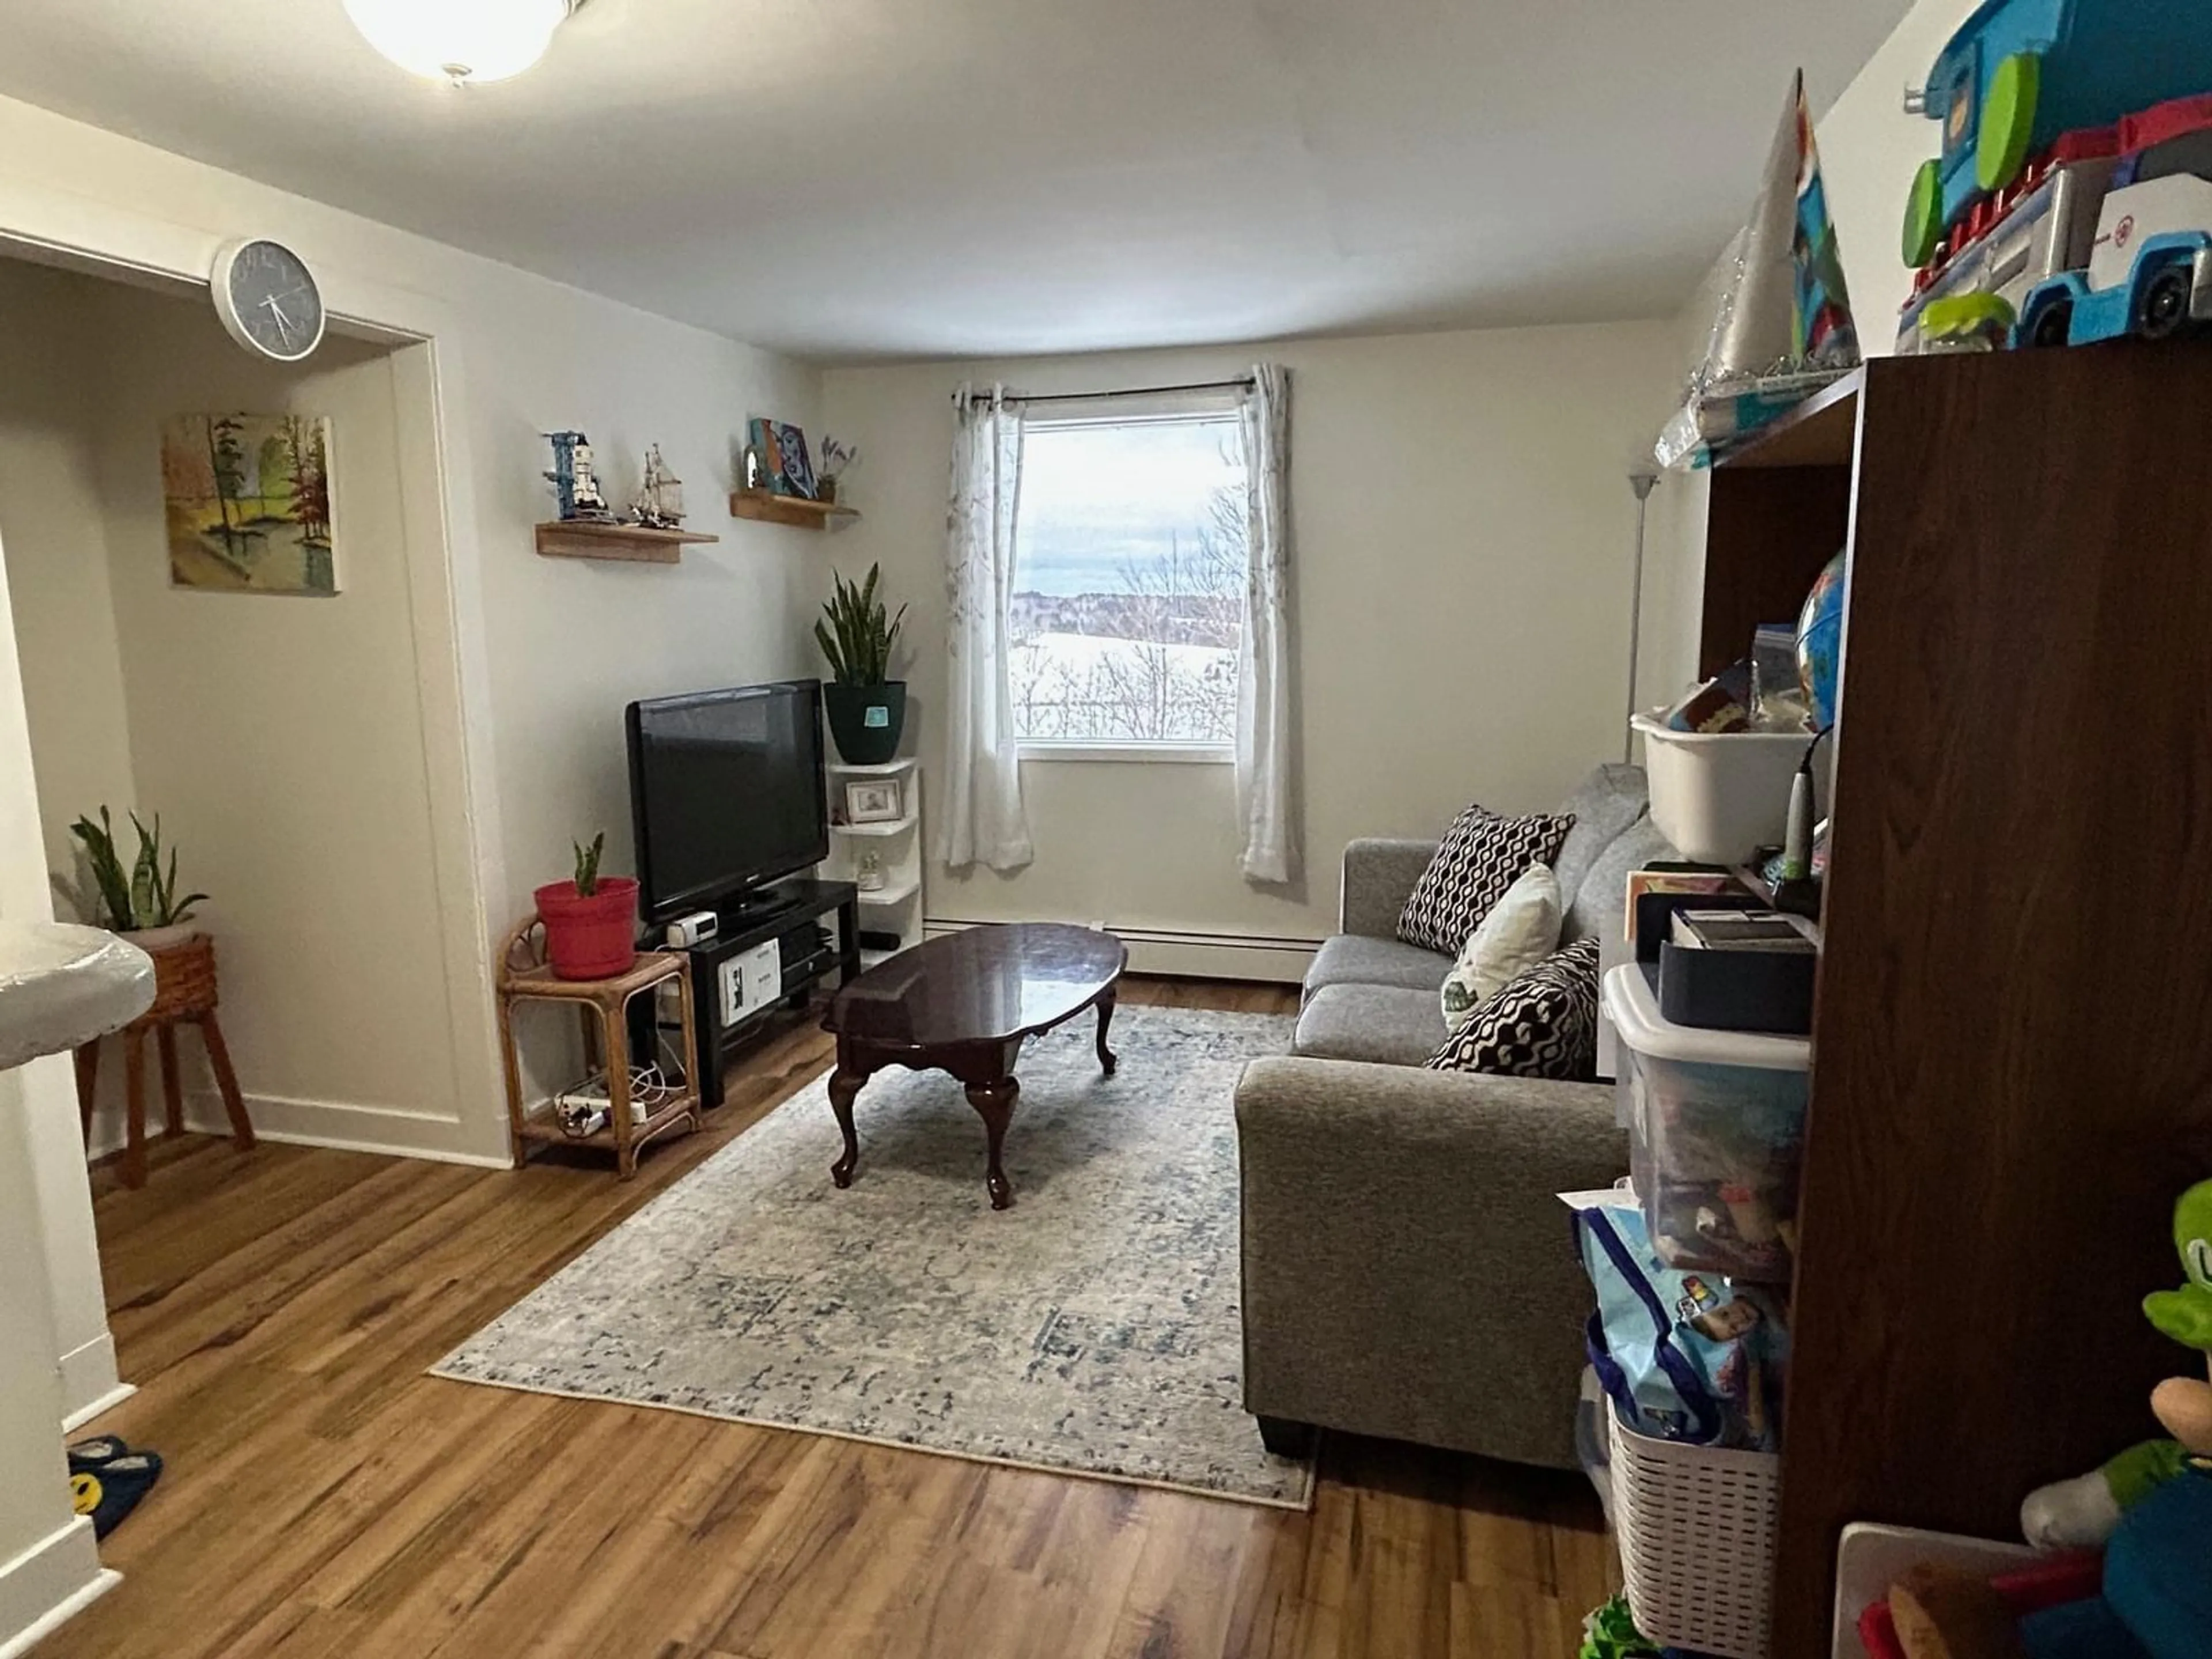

{"left": 535, "top": 833, "right": 639, "bottom": 981}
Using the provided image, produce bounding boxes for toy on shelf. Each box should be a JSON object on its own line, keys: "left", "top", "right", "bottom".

{"left": 2008, "top": 1179, "right": 2212, "bottom": 1657}
{"left": 627, "top": 443, "right": 685, "bottom": 528}
{"left": 543, "top": 430, "right": 613, "bottom": 522}
{"left": 1657, "top": 71, "right": 1860, "bottom": 469}
{"left": 1897, "top": 0, "right": 2212, "bottom": 353}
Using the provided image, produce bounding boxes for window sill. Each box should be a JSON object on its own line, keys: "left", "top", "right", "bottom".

{"left": 1017, "top": 743, "right": 1234, "bottom": 766}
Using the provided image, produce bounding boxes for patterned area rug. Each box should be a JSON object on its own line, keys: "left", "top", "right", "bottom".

{"left": 433, "top": 1003, "right": 1313, "bottom": 1508}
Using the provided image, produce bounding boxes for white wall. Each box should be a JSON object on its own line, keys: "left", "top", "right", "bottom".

{"left": 0, "top": 263, "right": 137, "bottom": 881}
{"left": 824, "top": 323, "right": 1678, "bottom": 963}
{"left": 0, "top": 92, "right": 823, "bottom": 1167}
{"left": 0, "top": 260, "right": 131, "bottom": 1432}
{"left": 0, "top": 546, "right": 113, "bottom": 1653}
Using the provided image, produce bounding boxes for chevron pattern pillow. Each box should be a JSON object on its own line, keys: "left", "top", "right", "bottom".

{"left": 1425, "top": 937, "right": 1601, "bottom": 1081}
{"left": 1396, "top": 805, "right": 1576, "bottom": 956}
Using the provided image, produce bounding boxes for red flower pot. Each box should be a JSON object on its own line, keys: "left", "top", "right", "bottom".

{"left": 535, "top": 877, "right": 640, "bottom": 981}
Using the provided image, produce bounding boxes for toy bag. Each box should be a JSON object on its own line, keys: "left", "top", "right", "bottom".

{"left": 1570, "top": 1192, "right": 1787, "bottom": 1450}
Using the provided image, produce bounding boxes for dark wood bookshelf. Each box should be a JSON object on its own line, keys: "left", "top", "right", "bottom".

{"left": 1721, "top": 346, "right": 2212, "bottom": 1655}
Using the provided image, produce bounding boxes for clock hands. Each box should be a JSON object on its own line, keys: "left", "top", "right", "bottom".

{"left": 260, "top": 294, "right": 297, "bottom": 347}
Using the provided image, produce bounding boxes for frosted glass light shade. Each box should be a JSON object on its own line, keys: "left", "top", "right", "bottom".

{"left": 342, "top": 0, "right": 573, "bottom": 83}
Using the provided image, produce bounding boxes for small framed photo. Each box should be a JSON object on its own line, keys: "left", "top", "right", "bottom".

{"left": 844, "top": 779, "right": 904, "bottom": 823}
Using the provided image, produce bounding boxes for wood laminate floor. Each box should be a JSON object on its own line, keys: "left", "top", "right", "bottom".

{"left": 44, "top": 976, "right": 1613, "bottom": 1658}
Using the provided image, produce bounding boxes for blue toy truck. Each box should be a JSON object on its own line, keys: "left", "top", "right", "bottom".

{"left": 1903, "top": 0, "right": 2212, "bottom": 272}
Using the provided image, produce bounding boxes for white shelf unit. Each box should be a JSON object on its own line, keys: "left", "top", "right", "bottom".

{"left": 822, "top": 757, "right": 923, "bottom": 965}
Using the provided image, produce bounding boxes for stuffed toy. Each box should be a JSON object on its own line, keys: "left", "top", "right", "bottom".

{"left": 2013, "top": 1180, "right": 2212, "bottom": 1659}
{"left": 1889, "top": 1563, "right": 2027, "bottom": 1659}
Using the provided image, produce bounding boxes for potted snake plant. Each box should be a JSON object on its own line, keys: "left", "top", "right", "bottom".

{"left": 535, "top": 832, "right": 639, "bottom": 980}
{"left": 68, "top": 807, "right": 207, "bottom": 953}
{"left": 815, "top": 563, "right": 908, "bottom": 765}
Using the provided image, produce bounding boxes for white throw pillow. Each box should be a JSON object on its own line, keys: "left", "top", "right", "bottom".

{"left": 1440, "top": 862, "right": 1563, "bottom": 1031}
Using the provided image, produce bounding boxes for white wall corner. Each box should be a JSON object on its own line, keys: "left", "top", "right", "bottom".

{"left": 55, "top": 1336, "right": 127, "bottom": 1433}
{"left": 0, "top": 1518, "right": 116, "bottom": 1659}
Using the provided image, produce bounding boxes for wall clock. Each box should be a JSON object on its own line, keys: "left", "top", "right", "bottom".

{"left": 210, "top": 238, "right": 326, "bottom": 363}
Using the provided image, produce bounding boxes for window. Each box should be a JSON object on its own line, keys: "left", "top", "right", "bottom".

{"left": 1009, "top": 411, "right": 1249, "bottom": 753}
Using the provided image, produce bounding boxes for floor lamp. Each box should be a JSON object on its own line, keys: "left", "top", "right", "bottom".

{"left": 1623, "top": 471, "right": 1660, "bottom": 763}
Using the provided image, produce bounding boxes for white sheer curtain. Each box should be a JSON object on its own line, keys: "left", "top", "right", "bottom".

{"left": 937, "top": 384, "right": 1035, "bottom": 873}
{"left": 1236, "top": 363, "right": 1297, "bottom": 885}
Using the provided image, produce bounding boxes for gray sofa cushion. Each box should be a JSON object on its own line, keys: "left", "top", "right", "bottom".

{"left": 1293, "top": 984, "right": 1446, "bottom": 1067}
{"left": 1549, "top": 763, "right": 1652, "bottom": 904}
{"left": 1303, "top": 934, "right": 1452, "bottom": 1006}
{"left": 1563, "top": 815, "right": 1677, "bottom": 944}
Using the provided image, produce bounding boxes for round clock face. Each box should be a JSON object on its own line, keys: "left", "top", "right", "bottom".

{"left": 211, "top": 239, "right": 325, "bottom": 362}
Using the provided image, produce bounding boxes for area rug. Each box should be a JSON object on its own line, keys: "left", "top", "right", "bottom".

{"left": 432, "top": 1003, "right": 1312, "bottom": 1508}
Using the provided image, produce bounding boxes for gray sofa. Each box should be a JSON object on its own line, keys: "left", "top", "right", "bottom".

{"left": 1236, "top": 764, "right": 1673, "bottom": 1468}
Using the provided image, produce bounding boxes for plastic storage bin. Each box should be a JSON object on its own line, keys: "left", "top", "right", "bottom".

{"left": 1604, "top": 964, "right": 1810, "bottom": 1283}
{"left": 1610, "top": 1406, "right": 1781, "bottom": 1659}
{"left": 1631, "top": 713, "right": 1830, "bottom": 865}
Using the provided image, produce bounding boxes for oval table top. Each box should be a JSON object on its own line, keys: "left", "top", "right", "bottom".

{"left": 822, "top": 923, "right": 1126, "bottom": 1052}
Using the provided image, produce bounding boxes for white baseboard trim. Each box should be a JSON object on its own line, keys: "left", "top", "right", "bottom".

{"left": 62, "top": 1381, "right": 135, "bottom": 1435}
{"left": 86, "top": 1089, "right": 510, "bottom": 1169}
{"left": 924, "top": 919, "right": 1317, "bottom": 984}
{"left": 56, "top": 1334, "right": 125, "bottom": 1430}
{"left": 0, "top": 1518, "right": 114, "bottom": 1659}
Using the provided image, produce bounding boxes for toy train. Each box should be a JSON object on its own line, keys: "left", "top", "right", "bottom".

{"left": 1897, "top": 0, "right": 2212, "bottom": 352}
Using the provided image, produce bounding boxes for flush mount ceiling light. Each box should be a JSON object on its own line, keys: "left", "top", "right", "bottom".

{"left": 341, "top": 0, "right": 585, "bottom": 85}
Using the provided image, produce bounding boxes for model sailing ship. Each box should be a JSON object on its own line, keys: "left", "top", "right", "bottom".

{"left": 628, "top": 444, "right": 686, "bottom": 528}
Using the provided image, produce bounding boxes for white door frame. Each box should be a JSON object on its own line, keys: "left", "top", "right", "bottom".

{"left": 0, "top": 195, "right": 511, "bottom": 1168}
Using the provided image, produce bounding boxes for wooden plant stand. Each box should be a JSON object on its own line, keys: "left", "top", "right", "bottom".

{"left": 74, "top": 932, "right": 255, "bottom": 1190}
{"left": 496, "top": 918, "right": 701, "bottom": 1179}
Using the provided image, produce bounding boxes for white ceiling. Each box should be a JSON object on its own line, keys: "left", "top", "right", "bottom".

{"left": 0, "top": 0, "right": 1914, "bottom": 363}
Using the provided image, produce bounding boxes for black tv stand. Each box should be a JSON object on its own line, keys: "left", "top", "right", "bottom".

{"left": 668, "top": 878, "right": 860, "bottom": 1109}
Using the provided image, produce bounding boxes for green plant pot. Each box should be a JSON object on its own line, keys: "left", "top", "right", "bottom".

{"left": 824, "top": 681, "right": 906, "bottom": 765}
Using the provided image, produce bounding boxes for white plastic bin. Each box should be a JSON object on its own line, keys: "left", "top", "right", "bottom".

{"left": 1604, "top": 964, "right": 1810, "bottom": 1283}
{"left": 1631, "top": 713, "right": 1830, "bottom": 865}
{"left": 1610, "top": 1406, "right": 1781, "bottom": 1659}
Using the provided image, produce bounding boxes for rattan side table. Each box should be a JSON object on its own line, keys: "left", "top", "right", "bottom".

{"left": 495, "top": 917, "right": 701, "bottom": 1179}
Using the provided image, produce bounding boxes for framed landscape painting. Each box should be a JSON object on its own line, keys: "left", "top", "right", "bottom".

{"left": 161, "top": 413, "right": 337, "bottom": 595}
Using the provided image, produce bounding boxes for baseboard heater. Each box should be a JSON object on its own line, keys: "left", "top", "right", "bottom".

{"left": 923, "top": 918, "right": 1318, "bottom": 984}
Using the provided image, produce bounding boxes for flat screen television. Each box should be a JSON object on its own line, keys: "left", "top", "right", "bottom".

{"left": 625, "top": 680, "right": 828, "bottom": 923}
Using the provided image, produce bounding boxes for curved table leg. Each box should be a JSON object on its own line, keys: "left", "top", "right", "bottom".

{"left": 964, "top": 1076, "right": 1020, "bottom": 1210}
{"left": 1094, "top": 990, "right": 1118, "bottom": 1077}
{"left": 828, "top": 1065, "right": 867, "bottom": 1188}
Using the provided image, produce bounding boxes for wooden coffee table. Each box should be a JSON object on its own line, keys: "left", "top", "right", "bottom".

{"left": 820, "top": 923, "right": 1127, "bottom": 1209}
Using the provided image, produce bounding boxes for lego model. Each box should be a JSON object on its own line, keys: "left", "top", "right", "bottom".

{"left": 542, "top": 430, "right": 613, "bottom": 522}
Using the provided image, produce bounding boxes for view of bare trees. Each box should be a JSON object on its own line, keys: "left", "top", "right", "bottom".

{"left": 1011, "top": 483, "right": 1247, "bottom": 744}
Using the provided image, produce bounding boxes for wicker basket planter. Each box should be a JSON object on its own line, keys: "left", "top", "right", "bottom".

{"left": 74, "top": 927, "right": 255, "bottom": 1188}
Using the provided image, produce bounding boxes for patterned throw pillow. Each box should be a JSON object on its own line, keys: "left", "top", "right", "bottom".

{"left": 1396, "top": 805, "right": 1577, "bottom": 956}
{"left": 1425, "top": 937, "right": 1602, "bottom": 1081}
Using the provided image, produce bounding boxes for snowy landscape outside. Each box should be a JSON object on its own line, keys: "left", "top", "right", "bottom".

{"left": 1010, "top": 415, "right": 1248, "bottom": 746}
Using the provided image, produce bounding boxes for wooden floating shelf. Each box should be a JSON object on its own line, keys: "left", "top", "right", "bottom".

{"left": 729, "top": 489, "right": 861, "bottom": 530}
{"left": 535, "top": 520, "right": 720, "bottom": 565}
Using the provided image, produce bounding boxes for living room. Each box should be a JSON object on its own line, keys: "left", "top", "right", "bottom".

{"left": 3, "top": 2, "right": 2211, "bottom": 1658}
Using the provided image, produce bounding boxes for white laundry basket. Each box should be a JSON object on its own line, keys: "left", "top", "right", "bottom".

{"left": 1631, "top": 713, "right": 1829, "bottom": 865}
{"left": 1609, "top": 1409, "right": 1782, "bottom": 1659}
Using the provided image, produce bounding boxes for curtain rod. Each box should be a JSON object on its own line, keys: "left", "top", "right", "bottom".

{"left": 960, "top": 376, "right": 1256, "bottom": 407}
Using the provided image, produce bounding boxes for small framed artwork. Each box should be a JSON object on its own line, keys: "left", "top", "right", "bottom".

{"left": 745, "top": 416, "right": 817, "bottom": 499}
{"left": 844, "top": 779, "right": 904, "bottom": 824}
{"left": 745, "top": 417, "right": 788, "bottom": 494}
{"left": 772, "top": 422, "right": 816, "bottom": 499}
{"left": 161, "top": 412, "right": 337, "bottom": 594}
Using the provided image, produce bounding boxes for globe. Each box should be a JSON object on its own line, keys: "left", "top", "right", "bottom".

{"left": 1796, "top": 548, "right": 1847, "bottom": 730}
